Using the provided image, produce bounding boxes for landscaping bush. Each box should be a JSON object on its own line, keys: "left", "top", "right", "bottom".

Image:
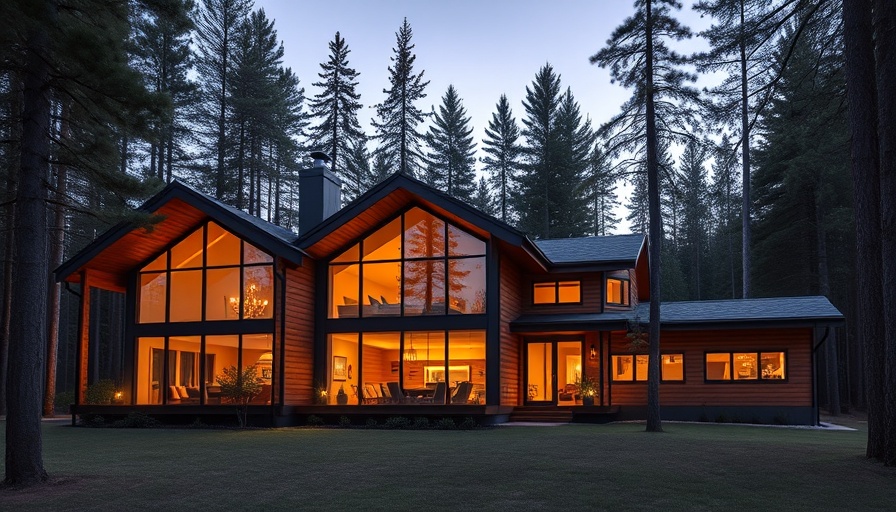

{"left": 365, "top": 418, "right": 378, "bottom": 428}
{"left": 413, "top": 416, "right": 430, "bottom": 429}
{"left": 383, "top": 416, "right": 411, "bottom": 429}
{"left": 458, "top": 417, "right": 477, "bottom": 430}
{"left": 85, "top": 380, "right": 117, "bottom": 404}
{"left": 112, "top": 412, "right": 160, "bottom": 428}
{"left": 306, "top": 414, "right": 324, "bottom": 426}
{"left": 338, "top": 415, "right": 352, "bottom": 428}
{"left": 55, "top": 390, "right": 75, "bottom": 411}
{"left": 434, "top": 417, "right": 456, "bottom": 430}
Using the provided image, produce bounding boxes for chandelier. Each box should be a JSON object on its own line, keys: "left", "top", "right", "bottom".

{"left": 230, "top": 283, "right": 269, "bottom": 319}
{"left": 404, "top": 337, "right": 417, "bottom": 362}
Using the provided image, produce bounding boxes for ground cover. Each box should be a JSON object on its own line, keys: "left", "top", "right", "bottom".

{"left": 1, "top": 419, "right": 892, "bottom": 511}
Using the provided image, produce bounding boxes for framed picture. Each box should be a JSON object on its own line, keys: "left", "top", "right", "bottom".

{"left": 333, "top": 356, "right": 347, "bottom": 381}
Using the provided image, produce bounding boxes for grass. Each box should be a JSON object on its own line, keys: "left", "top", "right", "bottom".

{"left": 1, "top": 418, "right": 893, "bottom": 511}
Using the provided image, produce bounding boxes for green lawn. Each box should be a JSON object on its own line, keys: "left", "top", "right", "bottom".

{"left": 1, "top": 419, "right": 893, "bottom": 511}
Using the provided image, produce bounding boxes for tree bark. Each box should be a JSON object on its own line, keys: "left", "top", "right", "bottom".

{"left": 871, "top": 0, "right": 896, "bottom": 466}
{"left": 644, "top": 0, "right": 663, "bottom": 433}
{"left": 842, "top": 0, "right": 885, "bottom": 460}
{"left": 5, "top": 5, "right": 52, "bottom": 484}
{"left": 739, "top": 0, "right": 752, "bottom": 299}
{"left": 43, "top": 104, "right": 67, "bottom": 417}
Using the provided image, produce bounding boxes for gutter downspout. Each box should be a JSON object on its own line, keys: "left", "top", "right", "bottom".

{"left": 812, "top": 325, "right": 831, "bottom": 426}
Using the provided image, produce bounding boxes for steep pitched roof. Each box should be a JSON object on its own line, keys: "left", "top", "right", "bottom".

{"left": 511, "top": 296, "right": 843, "bottom": 332}
{"left": 56, "top": 181, "right": 303, "bottom": 283}
{"left": 297, "top": 172, "right": 547, "bottom": 267}
{"left": 534, "top": 234, "right": 646, "bottom": 267}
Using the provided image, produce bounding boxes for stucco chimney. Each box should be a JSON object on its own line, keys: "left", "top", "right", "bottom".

{"left": 299, "top": 152, "right": 342, "bottom": 235}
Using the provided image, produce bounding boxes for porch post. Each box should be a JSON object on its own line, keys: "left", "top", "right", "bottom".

{"left": 75, "top": 270, "right": 91, "bottom": 406}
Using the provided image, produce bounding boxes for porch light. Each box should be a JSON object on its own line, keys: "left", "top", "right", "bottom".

{"left": 229, "top": 282, "right": 269, "bottom": 318}
{"left": 590, "top": 344, "right": 597, "bottom": 360}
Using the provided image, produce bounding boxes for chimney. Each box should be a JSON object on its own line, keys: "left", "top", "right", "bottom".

{"left": 299, "top": 152, "right": 342, "bottom": 235}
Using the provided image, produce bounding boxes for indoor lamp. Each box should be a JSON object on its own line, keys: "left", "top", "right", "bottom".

{"left": 230, "top": 283, "right": 269, "bottom": 319}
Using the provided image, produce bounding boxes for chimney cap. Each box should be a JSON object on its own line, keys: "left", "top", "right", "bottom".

{"left": 310, "top": 151, "right": 331, "bottom": 164}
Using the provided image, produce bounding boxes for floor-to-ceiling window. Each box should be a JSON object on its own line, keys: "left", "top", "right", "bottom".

{"left": 133, "top": 221, "right": 275, "bottom": 405}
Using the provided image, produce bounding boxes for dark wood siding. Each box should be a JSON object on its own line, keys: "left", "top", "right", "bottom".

{"left": 606, "top": 328, "right": 813, "bottom": 407}
{"left": 283, "top": 262, "right": 315, "bottom": 404}
{"left": 499, "top": 254, "right": 522, "bottom": 406}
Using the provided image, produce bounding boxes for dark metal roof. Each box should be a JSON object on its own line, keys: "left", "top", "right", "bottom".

{"left": 511, "top": 296, "right": 844, "bottom": 332}
{"left": 186, "top": 183, "right": 300, "bottom": 247}
{"left": 534, "top": 234, "right": 646, "bottom": 267}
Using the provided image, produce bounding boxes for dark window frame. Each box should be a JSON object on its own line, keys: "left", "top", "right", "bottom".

{"left": 609, "top": 352, "right": 685, "bottom": 383}
{"left": 531, "top": 280, "right": 583, "bottom": 306}
{"left": 605, "top": 276, "right": 631, "bottom": 307}
{"left": 703, "top": 350, "right": 789, "bottom": 383}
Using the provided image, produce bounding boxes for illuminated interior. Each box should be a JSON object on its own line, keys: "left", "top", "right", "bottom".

{"left": 606, "top": 277, "right": 630, "bottom": 306}
{"left": 532, "top": 281, "right": 581, "bottom": 304}
{"left": 611, "top": 354, "right": 683, "bottom": 381}
{"left": 328, "top": 208, "right": 487, "bottom": 318}
{"left": 526, "top": 341, "right": 583, "bottom": 403}
{"left": 705, "top": 352, "right": 786, "bottom": 381}
{"left": 135, "top": 333, "right": 273, "bottom": 405}
{"left": 138, "top": 221, "right": 273, "bottom": 323}
{"left": 326, "top": 330, "right": 486, "bottom": 405}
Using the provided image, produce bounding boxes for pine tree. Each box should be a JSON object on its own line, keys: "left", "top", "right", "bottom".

{"left": 341, "top": 135, "right": 376, "bottom": 201}
{"left": 194, "top": 0, "right": 252, "bottom": 200}
{"left": 592, "top": 0, "right": 699, "bottom": 432}
{"left": 582, "top": 145, "right": 619, "bottom": 236}
{"left": 1, "top": 0, "right": 163, "bottom": 485}
{"left": 372, "top": 18, "right": 429, "bottom": 177}
{"left": 553, "top": 88, "right": 594, "bottom": 237}
{"left": 481, "top": 94, "right": 522, "bottom": 223}
{"left": 130, "top": 0, "right": 196, "bottom": 183}
{"left": 708, "top": 135, "right": 742, "bottom": 298}
{"left": 308, "top": 32, "right": 364, "bottom": 182}
{"left": 678, "top": 139, "right": 710, "bottom": 300}
{"left": 423, "top": 85, "right": 477, "bottom": 202}
{"left": 229, "top": 8, "right": 283, "bottom": 214}
{"left": 517, "top": 64, "right": 562, "bottom": 239}
{"left": 626, "top": 168, "right": 649, "bottom": 235}
{"left": 471, "top": 176, "right": 496, "bottom": 216}
{"left": 269, "top": 66, "right": 308, "bottom": 227}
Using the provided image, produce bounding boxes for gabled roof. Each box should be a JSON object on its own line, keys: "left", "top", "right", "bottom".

{"left": 511, "top": 296, "right": 844, "bottom": 332}
{"left": 297, "top": 172, "right": 547, "bottom": 267}
{"left": 56, "top": 181, "right": 303, "bottom": 284}
{"left": 535, "top": 234, "right": 646, "bottom": 268}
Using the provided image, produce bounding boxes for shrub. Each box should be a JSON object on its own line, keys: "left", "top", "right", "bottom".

{"left": 365, "top": 418, "right": 378, "bottom": 428}
{"left": 306, "top": 414, "right": 324, "bottom": 426}
{"left": 79, "top": 414, "right": 106, "bottom": 427}
{"left": 216, "top": 365, "right": 263, "bottom": 428}
{"left": 458, "top": 417, "right": 477, "bottom": 430}
{"left": 338, "top": 415, "right": 352, "bottom": 428}
{"left": 413, "top": 416, "right": 430, "bottom": 429}
{"left": 55, "top": 390, "right": 75, "bottom": 411}
{"left": 112, "top": 412, "right": 160, "bottom": 428}
{"left": 85, "top": 380, "right": 117, "bottom": 405}
{"left": 434, "top": 417, "right": 456, "bottom": 430}
{"left": 384, "top": 416, "right": 411, "bottom": 429}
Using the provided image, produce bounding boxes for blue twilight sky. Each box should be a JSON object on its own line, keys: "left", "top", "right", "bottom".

{"left": 254, "top": 0, "right": 712, "bottom": 233}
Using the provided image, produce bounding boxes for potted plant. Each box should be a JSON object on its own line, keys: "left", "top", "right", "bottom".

{"left": 575, "top": 373, "right": 599, "bottom": 406}
{"left": 336, "top": 384, "right": 348, "bottom": 405}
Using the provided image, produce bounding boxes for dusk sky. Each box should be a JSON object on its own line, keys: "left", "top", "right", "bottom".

{"left": 256, "top": 1, "right": 713, "bottom": 233}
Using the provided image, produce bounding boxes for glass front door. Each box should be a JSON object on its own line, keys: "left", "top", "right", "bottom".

{"left": 525, "top": 340, "right": 582, "bottom": 405}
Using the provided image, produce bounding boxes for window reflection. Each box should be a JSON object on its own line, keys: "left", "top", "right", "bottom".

{"left": 329, "top": 208, "right": 486, "bottom": 318}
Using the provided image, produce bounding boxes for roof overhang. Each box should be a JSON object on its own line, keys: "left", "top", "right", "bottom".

{"left": 56, "top": 181, "right": 304, "bottom": 286}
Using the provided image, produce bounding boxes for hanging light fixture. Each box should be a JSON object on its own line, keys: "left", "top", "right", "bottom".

{"left": 404, "top": 336, "right": 417, "bottom": 362}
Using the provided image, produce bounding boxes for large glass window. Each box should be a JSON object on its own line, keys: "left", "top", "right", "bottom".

{"left": 606, "top": 277, "right": 631, "bottom": 306}
{"left": 329, "top": 208, "right": 487, "bottom": 318}
{"left": 532, "top": 281, "right": 581, "bottom": 305}
{"left": 326, "top": 330, "right": 485, "bottom": 406}
{"left": 611, "top": 354, "right": 684, "bottom": 382}
{"left": 137, "top": 221, "right": 273, "bottom": 323}
{"left": 705, "top": 352, "right": 787, "bottom": 381}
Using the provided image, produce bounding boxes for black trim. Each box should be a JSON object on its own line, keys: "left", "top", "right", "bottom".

{"left": 605, "top": 276, "right": 631, "bottom": 307}
{"left": 608, "top": 352, "right": 686, "bottom": 383}
{"left": 531, "top": 280, "right": 583, "bottom": 306}
{"left": 486, "top": 241, "right": 501, "bottom": 405}
{"left": 702, "top": 349, "right": 789, "bottom": 383}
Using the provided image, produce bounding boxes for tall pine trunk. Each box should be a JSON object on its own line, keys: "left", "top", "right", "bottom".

{"left": 0, "top": 74, "right": 21, "bottom": 417}
{"left": 645, "top": 0, "right": 663, "bottom": 433}
{"left": 5, "top": 8, "right": 52, "bottom": 484}
{"left": 739, "top": 0, "right": 751, "bottom": 299}
{"left": 842, "top": 0, "right": 884, "bottom": 460}
{"left": 871, "top": 0, "right": 896, "bottom": 466}
{"left": 43, "top": 103, "right": 68, "bottom": 417}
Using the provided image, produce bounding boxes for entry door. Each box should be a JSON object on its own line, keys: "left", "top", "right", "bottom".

{"left": 525, "top": 341, "right": 582, "bottom": 405}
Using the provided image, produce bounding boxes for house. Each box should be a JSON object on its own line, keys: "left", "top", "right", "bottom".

{"left": 56, "top": 157, "right": 844, "bottom": 425}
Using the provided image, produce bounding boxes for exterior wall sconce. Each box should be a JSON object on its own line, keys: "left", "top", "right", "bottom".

{"left": 590, "top": 344, "right": 597, "bottom": 359}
